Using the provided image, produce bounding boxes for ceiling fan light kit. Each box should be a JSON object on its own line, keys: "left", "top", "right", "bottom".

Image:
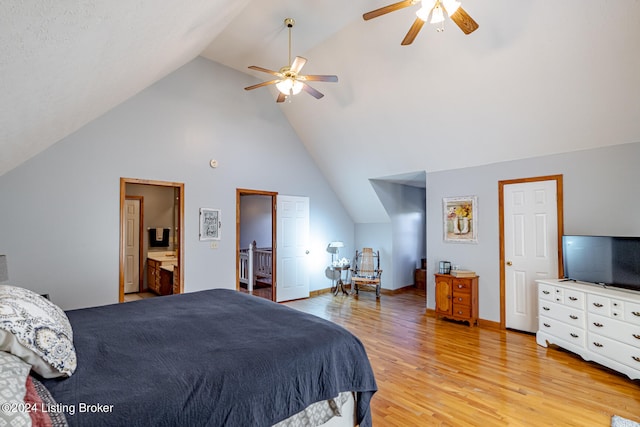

{"left": 244, "top": 18, "right": 338, "bottom": 103}
{"left": 363, "top": 0, "right": 478, "bottom": 45}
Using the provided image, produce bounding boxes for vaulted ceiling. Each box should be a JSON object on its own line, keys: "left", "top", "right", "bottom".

{"left": 2, "top": 1, "right": 639, "bottom": 222}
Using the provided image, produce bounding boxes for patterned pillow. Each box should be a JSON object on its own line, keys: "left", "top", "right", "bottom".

{"left": 0, "top": 350, "right": 32, "bottom": 426}
{"left": 0, "top": 285, "right": 76, "bottom": 378}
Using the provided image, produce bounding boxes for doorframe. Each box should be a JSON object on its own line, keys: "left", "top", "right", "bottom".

{"left": 119, "top": 178, "right": 184, "bottom": 302}
{"left": 498, "top": 174, "right": 564, "bottom": 329}
{"left": 236, "top": 188, "right": 277, "bottom": 301}
{"left": 125, "top": 195, "right": 144, "bottom": 293}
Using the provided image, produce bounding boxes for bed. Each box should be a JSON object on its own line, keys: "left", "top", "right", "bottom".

{"left": 0, "top": 286, "right": 377, "bottom": 427}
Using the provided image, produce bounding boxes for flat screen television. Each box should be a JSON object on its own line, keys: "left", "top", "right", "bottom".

{"left": 562, "top": 235, "right": 640, "bottom": 293}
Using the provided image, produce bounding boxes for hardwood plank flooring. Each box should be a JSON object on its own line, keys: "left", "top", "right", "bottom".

{"left": 284, "top": 288, "right": 640, "bottom": 426}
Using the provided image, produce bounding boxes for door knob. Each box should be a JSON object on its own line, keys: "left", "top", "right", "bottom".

{"left": 506, "top": 261, "right": 513, "bottom": 266}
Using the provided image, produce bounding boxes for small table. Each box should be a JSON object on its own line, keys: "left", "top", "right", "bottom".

{"left": 330, "top": 265, "right": 351, "bottom": 296}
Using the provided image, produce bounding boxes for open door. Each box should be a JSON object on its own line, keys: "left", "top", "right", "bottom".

{"left": 119, "top": 178, "right": 184, "bottom": 302}
{"left": 276, "top": 195, "right": 310, "bottom": 302}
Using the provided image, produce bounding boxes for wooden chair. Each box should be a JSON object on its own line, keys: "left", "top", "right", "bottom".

{"left": 350, "top": 248, "right": 382, "bottom": 298}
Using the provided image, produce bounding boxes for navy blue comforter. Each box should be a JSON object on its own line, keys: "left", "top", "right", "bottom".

{"left": 40, "top": 289, "right": 377, "bottom": 426}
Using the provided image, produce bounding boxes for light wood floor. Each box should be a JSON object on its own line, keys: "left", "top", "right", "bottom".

{"left": 284, "top": 288, "right": 640, "bottom": 426}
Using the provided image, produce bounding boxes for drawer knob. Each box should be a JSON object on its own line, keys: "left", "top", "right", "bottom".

{"left": 458, "top": 285, "right": 463, "bottom": 288}
{"left": 543, "top": 306, "right": 550, "bottom": 311}
{"left": 593, "top": 322, "right": 603, "bottom": 328}
{"left": 594, "top": 342, "right": 603, "bottom": 348}
{"left": 458, "top": 297, "right": 463, "bottom": 302}
{"left": 542, "top": 290, "right": 550, "bottom": 295}
{"left": 570, "top": 333, "right": 579, "bottom": 338}
{"left": 569, "top": 315, "right": 578, "bottom": 320}
{"left": 633, "top": 311, "right": 640, "bottom": 317}
{"left": 593, "top": 303, "right": 604, "bottom": 308}
{"left": 569, "top": 296, "right": 578, "bottom": 301}
{"left": 633, "top": 334, "right": 640, "bottom": 340}
{"left": 633, "top": 356, "right": 640, "bottom": 363}
{"left": 543, "top": 323, "right": 550, "bottom": 328}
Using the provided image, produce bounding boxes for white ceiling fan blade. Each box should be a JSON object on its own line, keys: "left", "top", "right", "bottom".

{"left": 290, "top": 56, "right": 307, "bottom": 74}
{"left": 301, "top": 83, "right": 324, "bottom": 100}
{"left": 247, "top": 66, "right": 282, "bottom": 77}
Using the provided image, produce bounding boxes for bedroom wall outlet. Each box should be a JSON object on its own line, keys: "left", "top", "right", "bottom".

{"left": 210, "top": 241, "right": 218, "bottom": 249}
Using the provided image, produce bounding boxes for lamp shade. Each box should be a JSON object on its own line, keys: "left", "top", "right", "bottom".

{"left": 326, "top": 241, "right": 344, "bottom": 254}
{"left": 0, "top": 255, "right": 8, "bottom": 282}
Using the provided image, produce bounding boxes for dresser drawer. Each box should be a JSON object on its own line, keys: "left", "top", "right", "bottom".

{"left": 539, "top": 283, "right": 555, "bottom": 302}
{"left": 564, "top": 289, "right": 585, "bottom": 309}
{"left": 589, "top": 313, "right": 640, "bottom": 349}
{"left": 588, "top": 333, "right": 640, "bottom": 371}
{"left": 539, "top": 316, "right": 585, "bottom": 347}
{"left": 588, "top": 294, "right": 611, "bottom": 316}
{"left": 625, "top": 301, "right": 640, "bottom": 326}
{"left": 539, "top": 300, "right": 585, "bottom": 328}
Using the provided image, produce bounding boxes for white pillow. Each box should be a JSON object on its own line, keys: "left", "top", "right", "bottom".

{"left": 0, "top": 285, "right": 76, "bottom": 378}
{"left": 0, "top": 350, "right": 32, "bottom": 426}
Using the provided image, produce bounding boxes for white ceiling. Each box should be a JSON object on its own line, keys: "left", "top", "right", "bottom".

{"left": 2, "top": 1, "right": 640, "bottom": 223}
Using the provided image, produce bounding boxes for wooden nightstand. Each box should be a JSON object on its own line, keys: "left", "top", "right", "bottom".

{"left": 434, "top": 273, "right": 479, "bottom": 326}
{"left": 414, "top": 269, "right": 426, "bottom": 290}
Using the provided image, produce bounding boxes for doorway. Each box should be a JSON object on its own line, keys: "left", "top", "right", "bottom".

{"left": 236, "top": 189, "right": 277, "bottom": 301}
{"left": 498, "top": 175, "right": 564, "bottom": 331}
{"left": 119, "top": 178, "right": 184, "bottom": 303}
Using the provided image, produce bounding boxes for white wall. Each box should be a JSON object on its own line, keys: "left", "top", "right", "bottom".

{"left": 0, "top": 57, "right": 354, "bottom": 310}
{"left": 425, "top": 142, "right": 640, "bottom": 322}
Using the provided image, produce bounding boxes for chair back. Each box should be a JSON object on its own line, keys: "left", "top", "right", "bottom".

{"left": 358, "top": 248, "right": 377, "bottom": 276}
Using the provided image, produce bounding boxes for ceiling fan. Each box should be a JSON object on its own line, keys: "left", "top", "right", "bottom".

{"left": 244, "top": 18, "right": 338, "bottom": 103}
{"left": 363, "top": 0, "right": 479, "bottom": 45}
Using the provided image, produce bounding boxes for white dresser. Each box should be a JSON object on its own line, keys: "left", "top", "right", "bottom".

{"left": 536, "top": 279, "right": 640, "bottom": 380}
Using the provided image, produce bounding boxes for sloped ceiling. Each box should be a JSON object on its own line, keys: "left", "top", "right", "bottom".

{"left": 2, "top": 1, "right": 640, "bottom": 223}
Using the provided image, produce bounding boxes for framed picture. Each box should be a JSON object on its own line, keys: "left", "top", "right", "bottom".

{"left": 443, "top": 196, "right": 477, "bottom": 243}
{"left": 199, "top": 208, "right": 221, "bottom": 241}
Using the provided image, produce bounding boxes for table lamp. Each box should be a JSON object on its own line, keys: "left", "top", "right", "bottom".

{"left": 326, "top": 241, "right": 344, "bottom": 266}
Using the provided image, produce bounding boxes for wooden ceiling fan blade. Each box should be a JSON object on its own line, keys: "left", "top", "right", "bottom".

{"left": 244, "top": 80, "right": 280, "bottom": 91}
{"left": 248, "top": 65, "right": 281, "bottom": 76}
{"left": 449, "top": 7, "right": 479, "bottom": 35}
{"left": 301, "top": 75, "right": 338, "bottom": 83}
{"left": 276, "top": 92, "right": 287, "bottom": 103}
{"left": 302, "top": 83, "right": 324, "bottom": 100}
{"left": 363, "top": 0, "right": 415, "bottom": 20}
{"left": 290, "top": 56, "right": 307, "bottom": 74}
{"left": 401, "top": 18, "right": 425, "bottom": 45}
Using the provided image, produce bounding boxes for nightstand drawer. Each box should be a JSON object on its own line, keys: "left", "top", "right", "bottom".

{"left": 452, "top": 293, "right": 470, "bottom": 306}
{"left": 451, "top": 279, "right": 472, "bottom": 293}
{"left": 452, "top": 304, "right": 471, "bottom": 318}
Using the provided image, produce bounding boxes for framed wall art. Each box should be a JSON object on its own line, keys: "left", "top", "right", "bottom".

{"left": 199, "top": 208, "right": 221, "bottom": 241}
{"left": 443, "top": 196, "right": 477, "bottom": 243}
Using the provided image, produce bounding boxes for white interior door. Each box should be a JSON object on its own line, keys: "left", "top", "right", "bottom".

{"left": 276, "top": 195, "right": 309, "bottom": 302}
{"left": 504, "top": 180, "right": 558, "bottom": 332}
{"left": 124, "top": 198, "right": 141, "bottom": 294}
